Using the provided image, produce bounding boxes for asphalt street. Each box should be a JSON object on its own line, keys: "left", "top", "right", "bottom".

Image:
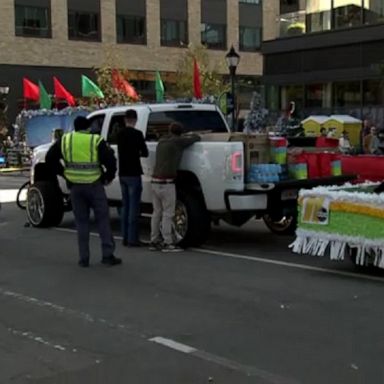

{"left": 0, "top": 175, "right": 383, "bottom": 384}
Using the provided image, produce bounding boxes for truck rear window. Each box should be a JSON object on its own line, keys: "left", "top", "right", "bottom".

{"left": 146, "top": 110, "right": 228, "bottom": 140}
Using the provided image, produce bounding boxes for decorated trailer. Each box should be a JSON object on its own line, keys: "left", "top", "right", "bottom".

{"left": 290, "top": 183, "right": 384, "bottom": 269}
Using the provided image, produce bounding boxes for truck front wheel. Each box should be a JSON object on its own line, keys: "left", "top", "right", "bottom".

{"left": 27, "top": 181, "right": 64, "bottom": 227}
{"left": 174, "top": 190, "right": 210, "bottom": 247}
{"left": 263, "top": 214, "right": 297, "bottom": 236}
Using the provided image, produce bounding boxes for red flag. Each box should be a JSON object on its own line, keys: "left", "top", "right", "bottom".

{"left": 23, "top": 78, "right": 40, "bottom": 101}
{"left": 111, "top": 69, "right": 139, "bottom": 101}
{"left": 53, "top": 76, "right": 76, "bottom": 106}
{"left": 193, "top": 58, "right": 202, "bottom": 99}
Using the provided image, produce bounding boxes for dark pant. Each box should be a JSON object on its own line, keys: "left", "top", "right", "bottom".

{"left": 70, "top": 182, "right": 115, "bottom": 261}
{"left": 119, "top": 176, "right": 142, "bottom": 243}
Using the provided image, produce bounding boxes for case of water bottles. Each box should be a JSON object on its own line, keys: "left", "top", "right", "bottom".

{"left": 246, "top": 164, "right": 284, "bottom": 184}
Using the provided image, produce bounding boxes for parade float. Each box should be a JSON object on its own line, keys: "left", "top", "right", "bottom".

{"left": 289, "top": 183, "right": 384, "bottom": 269}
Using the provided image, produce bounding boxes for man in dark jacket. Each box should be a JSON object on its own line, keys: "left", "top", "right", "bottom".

{"left": 45, "top": 116, "right": 121, "bottom": 267}
{"left": 149, "top": 122, "right": 200, "bottom": 252}
{"left": 116, "top": 109, "right": 148, "bottom": 246}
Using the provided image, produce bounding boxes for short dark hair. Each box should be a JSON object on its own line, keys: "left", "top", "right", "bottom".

{"left": 169, "top": 122, "right": 184, "bottom": 136}
{"left": 73, "top": 116, "right": 89, "bottom": 132}
{"left": 125, "top": 109, "right": 137, "bottom": 120}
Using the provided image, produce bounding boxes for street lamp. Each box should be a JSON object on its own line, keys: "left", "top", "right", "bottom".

{"left": 225, "top": 46, "right": 240, "bottom": 131}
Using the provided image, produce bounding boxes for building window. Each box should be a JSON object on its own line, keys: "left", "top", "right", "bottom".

{"left": 201, "top": 0, "right": 227, "bottom": 50}
{"left": 239, "top": 27, "right": 261, "bottom": 51}
{"left": 306, "top": 0, "right": 331, "bottom": 32}
{"left": 280, "top": 0, "right": 299, "bottom": 15}
{"left": 240, "top": 0, "right": 260, "bottom": 3}
{"left": 333, "top": 0, "right": 363, "bottom": 29}
{"left": 305, "top": 84, "right": 326, "bottom": 108}
{"left": 363, "top": 80, "right": 384, "bottom": 106}
{"left": 333, "top": 81, "right": 361, "bottom": 107}
{"left": 117, "top": 15, "right": 146, "bottom": 44}
{"left": 161, "top": 19, "right": 188, "bottom": 47}
{"left": 116, "top": 0, "right": 146, "bottom": 45}
{"left": 201, "top": 23, "right": 226, "bottom": 49}
{"left": 15, "top": 1, "right": 51, "bottom": 38}
{"left": 68, "top": 0, "right": 100, "bottom": 41}
{"left": 364, "top": 0, "right": 384, "bottom": 25}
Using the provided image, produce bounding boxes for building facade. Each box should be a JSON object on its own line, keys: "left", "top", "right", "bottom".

{"left": 0, "top": 0, "right": 265, "bottom": 122}
{"left": 262, "top": 0, "right": 384, "bottom": 124}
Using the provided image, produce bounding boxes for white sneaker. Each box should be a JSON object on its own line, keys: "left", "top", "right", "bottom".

{"left": 161, "top": 244, "right": 184, "bottom": 253}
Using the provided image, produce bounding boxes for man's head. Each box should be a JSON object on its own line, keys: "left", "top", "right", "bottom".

{"left": 169, "top": 122, "right": 184, "bottom": 136}
{"left": 73, "top": 116, "right": 89, "bottom": 132}
{"left": 371, "top": 126, "right": 378, "bottom": 135}
{"left": 342, "top": 130, "right": 349, "bottom": 138}
{"left": 320, "top": 127, "right": 326, "bottom": 136}
{"left": 125, "top": 109, "right": 137, "bottom": 127}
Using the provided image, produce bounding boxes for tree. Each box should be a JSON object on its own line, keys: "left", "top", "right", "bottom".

{"left": 93, "top": 49, "right": 138, "bottom": 106}
{"left": 171, "top": 44, "right": 229, "bottom": 99}
{"left": 243, "top": 92, "right": 269, "bottom": 133}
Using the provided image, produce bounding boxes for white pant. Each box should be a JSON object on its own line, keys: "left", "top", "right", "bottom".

{"left": 150, "top": 183, "right": 176, "bottom": 245}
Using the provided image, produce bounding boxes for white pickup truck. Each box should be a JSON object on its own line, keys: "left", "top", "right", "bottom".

{"left": 27, "top": 103, "right": 353, "bottom": 246}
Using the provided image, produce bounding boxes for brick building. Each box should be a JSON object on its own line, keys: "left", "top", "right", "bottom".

{"left": 0, "top": 0, "right": 270, "bottom": 122}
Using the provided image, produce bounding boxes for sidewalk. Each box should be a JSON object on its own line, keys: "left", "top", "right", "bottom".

{"left": 0, "top": 167, "right": 29, "bottom": 175}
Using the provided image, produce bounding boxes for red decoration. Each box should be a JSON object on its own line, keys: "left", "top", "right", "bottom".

{"left": 53, "top": 77, "right": 75, "bottom": 106}
{"left": 193, "top": 58, "right": 202, "bottom": 99}
{"left": 23, "top": 78, "right": 40, "bottom": 101}
{"left": 111, "top": 69, "right": 139, "bottom": 100}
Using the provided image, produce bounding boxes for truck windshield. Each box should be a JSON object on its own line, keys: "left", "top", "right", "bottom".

{"left": 147, "top": 110, "right": 228, "bottom": 140}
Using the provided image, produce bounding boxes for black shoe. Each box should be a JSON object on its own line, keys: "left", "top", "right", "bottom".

{"left": 127, "top": 241, "right": 145, "bottom": 247}
{"left": 78, "top": 259, "right": 90, "bottom": 268}
{"left": 101, "top": 256, "right": 122, "bottom": 266}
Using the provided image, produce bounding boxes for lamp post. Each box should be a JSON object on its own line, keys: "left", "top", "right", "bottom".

{"left": 225, "top": 46, "right": 240, "bottom": 131}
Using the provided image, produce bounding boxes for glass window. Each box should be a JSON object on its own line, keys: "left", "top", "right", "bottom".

{"left": 240, "top": 0, "right": 261, "bottom": 3}
{"left": 117, "top": 15, "right": 146, "bottom": 44}
{"left": 305, "top": 84, "right": 326, "bottom": 108}
{"left": 306, "top": 0, "right": 332, "bottom": 32}
{"left": 364, "top": 0, "right": 384, "bottom": 25}
{"left": 68, "top": 0, "right": 100, "bottom": 41}
{"left": 333, "top": 0, "right": 363, "bottom": 29}
{"left": 201, "top": 23, "right": 226, "bottom": 50}
{"left": 15, "top": 2, "right": 51, "bottom": 38}
{"left": 161, "top": 19, "right": 188, "bottom": 47}
{"left": 239, "top": 26, "right": 261, "bottom": 51}
{"left": 280, "top": 0, "right": 299, "bottom": 14}
{"left": 146, "top": 111, "right": 228, "bottom": 140}
{"left": 333, "top": 81, "right": 361, "bottom": 107}
{"left": 279, "top": 11, "right": 306, "bottom": 36}
{"left": 363, "top": 80, "right": 384, "bottom": 105}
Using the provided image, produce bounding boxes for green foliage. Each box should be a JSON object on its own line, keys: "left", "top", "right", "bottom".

{"left": 171, "top": 44, "right": 229, "bottom": 98}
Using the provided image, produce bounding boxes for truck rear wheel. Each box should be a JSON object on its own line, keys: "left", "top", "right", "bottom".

{"left": 27, "top": 181, "right": 64, "bottom": 227}
{"left": 174, "top": 190, "right": 210, "bottom": 247}
{"left": 263, "top": 214, "right": 297, "bottom": 236}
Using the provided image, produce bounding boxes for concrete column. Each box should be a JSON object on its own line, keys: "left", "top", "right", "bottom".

{"left": 262, "top": 0, "right": 279, "bottom": 41}
{"left": 323, "top": 83, "right": 333, "bottom": 108}
{"left": 0, "top": 0, "right": 14, "bottom": 40}
{"left": 100, "top": 0, "right": 116, "bottom": 43}
{"left": 146, "top": 0, "right": 160, "bottom": 49}
{"left": 51, "top": 0, "right": 68, "bottom": 41}
{"left": 227, "top": 0, "right": 239, "bottom": 50}
{"left": 188, "top": 0, "right": 201, "bottom": 45}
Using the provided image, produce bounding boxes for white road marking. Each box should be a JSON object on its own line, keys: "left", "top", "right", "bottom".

{"left": 149, "top": 336, "right": 299, "bottom": 384}
{"left": 8, "top": 328, "right": 67, "bottom": 352}
{"left": 149, "top": 336, "right": 197, "bottom": 353}
{"left": 54, "top": 227, "right": 384, "bottom": 283}
{"left": 0, "top": 189, "right": 26, "bottom": 203}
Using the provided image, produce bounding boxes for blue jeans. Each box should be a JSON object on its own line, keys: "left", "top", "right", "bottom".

{"left": 119, "top": 176, "right": 142, "bottom": 244}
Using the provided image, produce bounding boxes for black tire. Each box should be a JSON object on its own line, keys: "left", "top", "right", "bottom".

{"left": 16, "top": 181, "right": 30, "bottom": 210}
{"left": 263, "top": 214, "right": 297, "bottom": 236}
{"left": 174, "top": 190, "right": 210, "bottom": 247}
{"left": 26, "top": 181, "right": 64, "bottom": 227}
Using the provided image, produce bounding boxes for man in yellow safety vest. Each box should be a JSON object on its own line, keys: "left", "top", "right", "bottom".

{"left": 46, "top": 116, "right": 121, "bottom": 267}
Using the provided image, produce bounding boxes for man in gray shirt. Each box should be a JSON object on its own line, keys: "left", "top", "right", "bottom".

{"left": 149, "top": 122, "right": 200, "bottom": 252}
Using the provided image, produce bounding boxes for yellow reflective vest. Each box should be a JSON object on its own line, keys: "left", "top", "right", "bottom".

{"left": 61, "top": 131, "right": 103, "bottom": 184}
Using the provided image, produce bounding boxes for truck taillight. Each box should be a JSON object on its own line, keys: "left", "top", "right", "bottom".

{"left": 231, "top": 151, "right": 243, "bottom": 173}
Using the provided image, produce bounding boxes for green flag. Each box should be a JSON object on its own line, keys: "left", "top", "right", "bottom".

{"left": 39, "top": 81, "right": 51, "bottom": 109}
{"left": 81, "top": 75, "right": 104, "bottom": 98}
{"left": 155, "top": 71, "right": 164, "bottom": 102}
